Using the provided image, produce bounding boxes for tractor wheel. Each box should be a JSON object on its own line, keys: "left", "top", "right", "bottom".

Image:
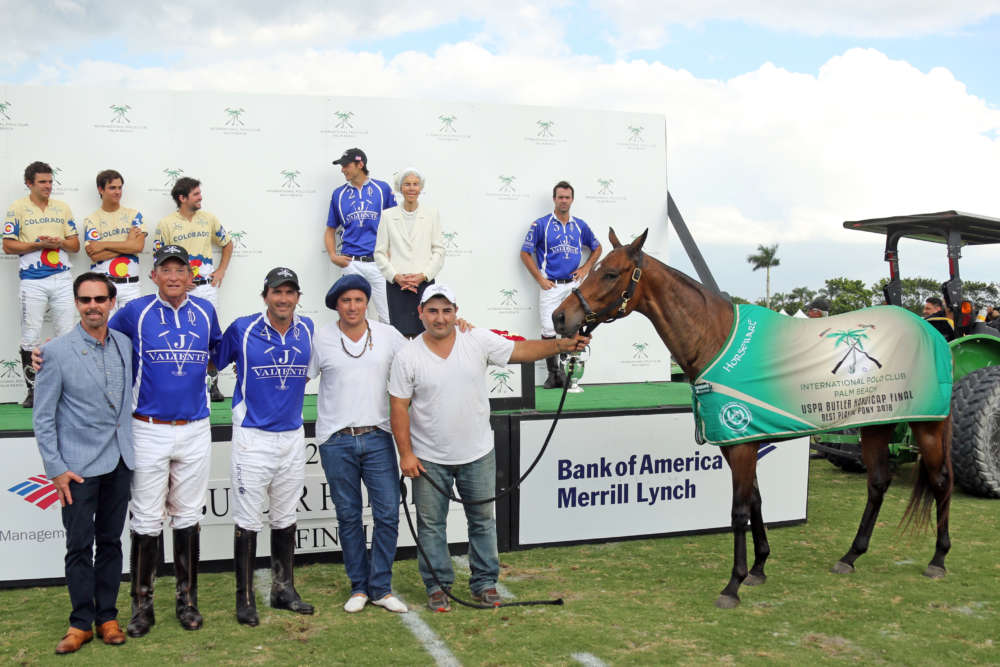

{"left": 951, "top": 366, "right": 1000, "bottom": 498}
{"left": 823, "top": 432, "right": 866, "bottom": 473}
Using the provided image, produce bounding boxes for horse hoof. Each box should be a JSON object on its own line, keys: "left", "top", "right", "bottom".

{"left": 714, "top": 595, "right": 740, "bottom": 609}
{"left": 831, "top": 561, "right": 855, "bottom": 575}
{"left": 923, "top": 565, "right": 946, "bottom": 579}
{"left": 743, "top": 573, "right": 767, "bottom": 586}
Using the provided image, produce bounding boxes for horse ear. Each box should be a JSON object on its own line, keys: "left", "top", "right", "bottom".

{"left": 627, "top": 229, "right": 649, "bottom": 256}
{"left": 609, "top": 228, "right": 622, "bottom": 248}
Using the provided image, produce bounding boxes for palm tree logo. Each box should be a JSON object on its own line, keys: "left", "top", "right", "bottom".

{"left": 109, "top": 104, "right": 131, "bottom": 123}
{"left": 1, "top": 359, "right": 21, "bottom": 378}
{"left": 827, "top": 326, "right": 882, "bottom": 375}
{"left": 597, "top": 178, "right": 615, "bottom": 195}
{"left": 52, "top": 167, "right": 63, "bottom": 186}
{"left": 499, "top": 288, "right": 518, "bottom": 306}
{"left": 280, "top": 170, "right": 301, "bottom": 188}
{"left": 163, "top": 168, "right": 184, "bottom": 186}
{"left": 229, "top": 231, "right": 248, "bottom": 249}
{"left": 490, "top": 369, "right": 515, "bottom": 393}
{"left": 438, "top": 115, "right": 457, "bottom": 132}
{"left": 537, "top": 120, "right": 555, "bottom": 137}
{"left": 442, "top": 231, "right": 459, "bottom": 249}
{"left": 627, "top": 125, "right": 644, "bottom": 143}
{"left": 632, "top": 342, "right": 648, "bottom": 359}
{"left": 0, "top": 100, "right": 11, "bottom": 120}
{"left": 746, "top": 244, "right": 780, "bottom": 309}
{"left": 334, "top": 110, "right": 354, "bottom": 129}
{"left": 225, "top": 107, "right": 246, "bottom": 126}
{"left": 498, "top": 175, "right": 516, "bottom": 193}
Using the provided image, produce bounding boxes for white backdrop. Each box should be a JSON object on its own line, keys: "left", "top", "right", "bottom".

{"left": 0, "top": 85, "right": 669, "bottom": 401}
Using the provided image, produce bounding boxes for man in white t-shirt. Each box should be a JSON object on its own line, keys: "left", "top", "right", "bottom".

{"left": 309, "top": 274, "right": 410, "bottom": 615}
{"left": 388, "top": 284, "right": 589, "bottom": 612}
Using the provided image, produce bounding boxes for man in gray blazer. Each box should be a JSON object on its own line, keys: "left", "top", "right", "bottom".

{"left": 33, "top": 272, "right": 136, "bottom": 655}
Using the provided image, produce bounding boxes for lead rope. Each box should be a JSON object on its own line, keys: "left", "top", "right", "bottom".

{"left": 398, "top": 357, "right": 579, "bottom": 609}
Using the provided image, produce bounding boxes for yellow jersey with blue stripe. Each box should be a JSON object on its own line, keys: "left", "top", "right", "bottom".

{"left": 3, "top": 196, "right": 77, "bottom": 279}
{"left": 154, "top": 210, "right": 230, "bottom": 280}
{"left": 84, "top": 206, "right": 145, "bottom": 279}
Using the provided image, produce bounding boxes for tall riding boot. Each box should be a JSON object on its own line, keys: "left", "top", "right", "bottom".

{"left": 208, "top": 368, "right": 224, "bottom": 402}
{"left": 234, "top": 526, "right": 259, "bottom": 626}
{"left": 173, "top": 525, "right": 204, "bottom": 630}
{"left": 270, "top": 525, "right": 314, "bottom": 615}
{"left": 541, "top": 338, "right": 566, "bottom": 389}
{"left": 19, "top": 350, "right": 34, "bottom": 408}
{"left": 126, "top": 531, "right": 160, "bottom": 638}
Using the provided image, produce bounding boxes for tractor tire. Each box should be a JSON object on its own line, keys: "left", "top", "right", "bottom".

{"left": 950, "top": 366, "right": 1000, "bottom": 498}
{"left": 823, "top": 432, "right": 867, "bottom": 473}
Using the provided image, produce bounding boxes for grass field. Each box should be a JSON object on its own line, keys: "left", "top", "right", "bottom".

{"left": 1, "top": 457, "right": 997, "bottom": 665}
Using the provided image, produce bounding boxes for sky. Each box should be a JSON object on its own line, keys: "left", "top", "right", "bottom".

{"left": 2, "top": 0, "right": 999, "bottom": 303}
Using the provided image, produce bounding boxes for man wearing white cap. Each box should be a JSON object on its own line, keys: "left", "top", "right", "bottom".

{"left": 389, "top": 284, "right": 590, "bottom": 612}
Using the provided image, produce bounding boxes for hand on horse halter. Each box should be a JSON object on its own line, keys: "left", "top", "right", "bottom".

{"left": 560, "top": 333, "right": 590, "bottom": 354}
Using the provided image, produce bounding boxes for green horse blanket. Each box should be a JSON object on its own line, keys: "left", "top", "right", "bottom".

{"left": 692, "top": 304, "right": 952, "bottom": 445}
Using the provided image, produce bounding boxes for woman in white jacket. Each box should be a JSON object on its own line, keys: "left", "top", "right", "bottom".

{"left": 374, "top": 167, "right": 445, "bottom": 336}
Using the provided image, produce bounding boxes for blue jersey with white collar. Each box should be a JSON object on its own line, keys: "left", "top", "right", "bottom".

{"left": 326, "top": 178, "right": 396, "bottom": 256}
{"left": 214, "top": 313, "right": 314, "bottom": 432}
{"left": 521, "top": 214, "right": 599, "bottom": 280}
{"left": 109, "top": 294, "right": 222, "bottom": 421}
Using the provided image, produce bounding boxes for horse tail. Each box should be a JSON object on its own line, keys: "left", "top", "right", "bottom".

{"left": 900, "top": 415, "right": 952, "bottom": 533}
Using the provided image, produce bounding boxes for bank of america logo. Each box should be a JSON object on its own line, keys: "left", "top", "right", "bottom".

{"left": 8, "top": 474, "right": 60, "bottom": 510}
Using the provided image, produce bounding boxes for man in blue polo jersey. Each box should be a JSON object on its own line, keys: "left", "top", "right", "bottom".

{"left": 324, "top": 147, "right": 396, "bottom": 324}
{"left": 109, "top": 244, "right": 222, "bottom": 637}
{"left": 213, "top": 267, "right": 315, "bottom": 626}
{"left": 519, "top": 180, "right": 602, "bottom": 388}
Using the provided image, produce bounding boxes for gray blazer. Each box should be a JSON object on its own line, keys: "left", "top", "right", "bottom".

{"left": 32, "top": 325, "right": 136, "bottom": 479}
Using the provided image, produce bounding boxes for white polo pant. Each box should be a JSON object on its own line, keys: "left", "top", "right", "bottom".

{"left": 538, "top": 281, "right": 578, "bottom": 337}
{"left": 190, "top": 283, "right": 218, "bottom": 308}
{"left": 112, "top": 281, "right": 142, "bottom": 314}
{"left": 343, "top": 260, "right": 389, "bottom": 324}
{"left": 230, "top": 425, "right": 305, "bottom": 532}
{"left": 130, "top": 418, "right": 212, "bottom": 535}
{"left": 19, "top": 271, "right": 75, "bottom": 350}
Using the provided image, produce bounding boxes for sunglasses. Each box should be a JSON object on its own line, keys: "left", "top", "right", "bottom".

{"left": 76, "top": 296, "right": 112, "bottom": 304}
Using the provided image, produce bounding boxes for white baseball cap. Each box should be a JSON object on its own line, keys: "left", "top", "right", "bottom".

{"left": 420, "top": 284, "right": 457, "bottom": 306}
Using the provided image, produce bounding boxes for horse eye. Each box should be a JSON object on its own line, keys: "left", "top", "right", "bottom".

{"left": 604, "top": 272, "right": 619, "bottom": 280}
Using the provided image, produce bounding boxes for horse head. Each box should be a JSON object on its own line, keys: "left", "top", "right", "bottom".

{"left": 552, "top": 228, "right": 648, "bottom": 336}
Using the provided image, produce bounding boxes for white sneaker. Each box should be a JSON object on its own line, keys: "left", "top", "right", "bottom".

{"left": 373, "top": 594, "right": 408, "bottom": 613}
{"left": 343, "top": 593, "right": 368, "bottom": 613}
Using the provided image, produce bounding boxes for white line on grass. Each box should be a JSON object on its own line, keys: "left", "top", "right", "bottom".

{"left": 254, "top": 567, "right": 272, "bottom": 607}
{"left": 451, "top": 555, "right": 515, "bottom": 599}
{"left": 394, "top": 593, "right": 461, "bottom": 667}
{"left": 571, "top": 652, "right": 608, "bottom": 666}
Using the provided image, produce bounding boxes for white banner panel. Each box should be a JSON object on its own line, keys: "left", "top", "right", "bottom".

{"left": 0, "top": 435, "right": 470, "bottom": 584}
{"left": 516, "top": 413, "right": 809, "bottom": 545}
{"left": 0, "top": 85, "right": 669, "bottom": 401}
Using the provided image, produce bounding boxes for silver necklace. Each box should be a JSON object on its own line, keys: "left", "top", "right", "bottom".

{"left": 340, "top": 322, "right": 373, "bottom": 358}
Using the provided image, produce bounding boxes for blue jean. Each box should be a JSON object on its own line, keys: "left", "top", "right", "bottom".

{"left": 413, "top": 449, "right": 498, "bottom": 595}
{"left": 319, "top": 428, "right": 400, "bottom": 599}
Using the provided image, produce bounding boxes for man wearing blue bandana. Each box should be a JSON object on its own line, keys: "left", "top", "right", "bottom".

{"left": 325, "top": 147, "right": 397, "bottom": 325}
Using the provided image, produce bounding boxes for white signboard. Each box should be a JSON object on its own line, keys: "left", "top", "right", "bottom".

{"left": 1, "top": 435, "right": 471, "bottom": 584}
{"left": 516, "top": 413, "right": 809, "bottom": 545}
{"left": 0, "top": 85, "right": 669, "bottom": 402}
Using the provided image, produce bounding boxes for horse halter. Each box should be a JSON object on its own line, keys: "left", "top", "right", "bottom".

{"left": 572, "top": 253, "right": 644, "bottom": 336}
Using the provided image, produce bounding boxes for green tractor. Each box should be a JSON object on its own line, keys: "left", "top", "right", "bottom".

{"left": 810, "top": 211, "right": 1000, "bottom": 497}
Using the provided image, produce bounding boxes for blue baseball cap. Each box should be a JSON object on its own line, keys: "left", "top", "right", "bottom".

{"left": 326, "top": 274, "right": 371, "bottom": 309}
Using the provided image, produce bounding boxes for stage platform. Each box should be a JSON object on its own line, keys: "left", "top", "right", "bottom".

{"left": 0, "top": 382, "right": 694, "bottom": 434}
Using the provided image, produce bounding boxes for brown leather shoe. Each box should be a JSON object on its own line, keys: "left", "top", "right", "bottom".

{"left": 97, "top": 620, "right": 127, "bottom": 645}
{"left": 55, "top": 627, "right": 93, "bottom": 654}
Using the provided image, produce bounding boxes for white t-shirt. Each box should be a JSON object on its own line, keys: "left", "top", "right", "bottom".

{"left": 308, "top": 319, "right": 407, "bottom": 445}
{"left": 388, "top": 328, "right": 515, "bottom": 465}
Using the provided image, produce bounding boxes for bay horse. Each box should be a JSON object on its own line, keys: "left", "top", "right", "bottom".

{"left": 551, "top": 229, "right": 952, "bottom": 608}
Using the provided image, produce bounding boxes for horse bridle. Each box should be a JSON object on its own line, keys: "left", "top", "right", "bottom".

{"left": 572, "top": 253, "right": 644, "bottom": 336}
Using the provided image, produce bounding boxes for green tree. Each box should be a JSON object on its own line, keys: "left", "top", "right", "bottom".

{"left": 821, "top": 277, "right": 875, "bottom": 314}
{"left": 746, "top": 244, "right": 780, "bottom": 309}
{"left": 770, "top": 286, "right": 816, "bottom": 314}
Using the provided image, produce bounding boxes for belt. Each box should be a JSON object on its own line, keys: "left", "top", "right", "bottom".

{"left": 347, "top": 255, "right": 375, "bottom": 262}
{"left": 133, "top": 413, "right": 190, "bottom": 426}
{"left": 108, "top": 275, "right": 140, "bottom": 284}
{"left": 336, "top": 425, "right": 378, "bottom": 436}
{"left": 551, "top": 278, "right": 575, "bottom": 284}
{"left": 192, "top": 277, "right": 210, "bottom": 286}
